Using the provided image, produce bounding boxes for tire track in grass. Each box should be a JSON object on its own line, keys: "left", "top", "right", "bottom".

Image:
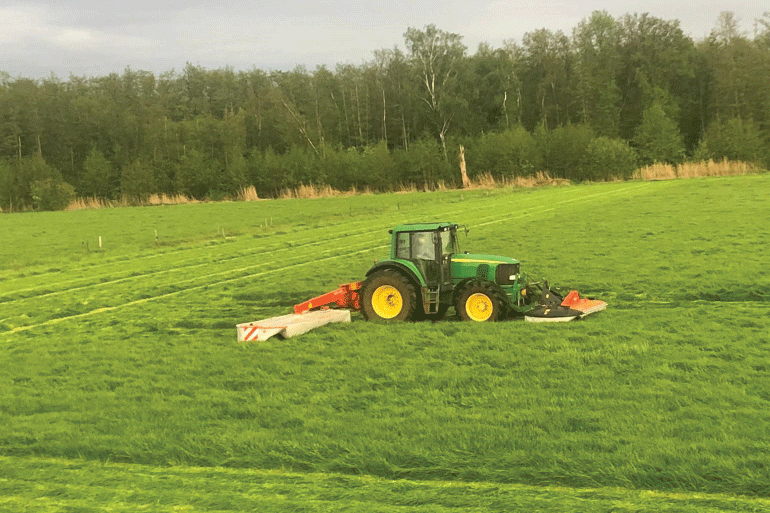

{"left": 0, "top": 179, "right": 670, "bottom": 288}
{"left": 0, "top": 189, "right": 444, "bottom": 281}
{"left": 2, "top": 181, "right": 646, "bottom": 304}
{"left": 0, "top": 228, "right": 380, "bottom": 305}
{"left": 0, "top": 235, "right": 383, "bottom": 327}
{"left": 4, "top": 181, "right": 653, "bottom": 297}
{"left": 1, "top": 182, "right": 667, "bottom": 333}
{"left": 0, "top": 185, "right": 593, "bottom": 299}
{"left": 0, "top": 184, "right": 592, "bottom": 286}
{"left": 473, "top": 181, "right": 659, "bottom": 228}
{"left": 0, "top": 244, "right": 390, "bottom": 336}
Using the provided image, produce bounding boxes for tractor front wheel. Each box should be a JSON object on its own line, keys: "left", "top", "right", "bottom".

{"left": 361, "top": 270, "right": 417, "bottom": 321}
{"left": 456, "top": 282, "right": 506, "bottom": 322}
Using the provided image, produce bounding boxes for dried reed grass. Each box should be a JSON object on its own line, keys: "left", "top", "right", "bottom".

{"left": 279, "top": 184, "right": 346, "bottom": 199}
{"left": 634, "top": 163, "right": 678, "bottom": 181}
{"left": 635, "top": 159, "right": 760, "bottom": 181}
{"left": 463, "top": 171, "right": 566, "bottom": 190}
{"left": 676, "top": 159, "right": 756, "bottom": 178}
{"left": 396, "top": 183, "right": 418, "bottom": 194}
{"left": 469, "top": 173, "right": 498, "bottom": 189}
{"left": 65, "top": 197, "right": 109, "bottom": 211}
{"left": 238, "top": 185, "right": 260, "bottom": 202}
{"left": 146, "top": 193, "right": 196, "bottom": 206}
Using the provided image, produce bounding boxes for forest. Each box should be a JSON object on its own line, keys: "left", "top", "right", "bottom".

{"left": 1, "top": 10, "right": 769, "bottom": 211}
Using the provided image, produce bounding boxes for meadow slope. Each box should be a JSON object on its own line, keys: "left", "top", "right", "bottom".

{"left": 1, "top": 176, "right": 769, "bottom": 510}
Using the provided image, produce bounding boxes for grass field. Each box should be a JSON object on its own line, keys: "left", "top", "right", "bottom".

{"left": 1, "top": 176, "right": 769, "bottom": 511}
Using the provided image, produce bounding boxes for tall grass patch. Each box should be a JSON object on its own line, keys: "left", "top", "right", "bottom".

{"left": 635, "top": 159, "right": 762, "bottom": 180}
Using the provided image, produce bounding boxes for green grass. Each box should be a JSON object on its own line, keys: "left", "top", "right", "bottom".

{"left": 1, "top": 176, "right": 769, "bottom": 510}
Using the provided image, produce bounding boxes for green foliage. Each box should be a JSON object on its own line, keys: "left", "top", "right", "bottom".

{"left": 535, "top": 123, "right": 595, "bottom": 178}
{"left": 81, "top": 147, "right": 115, "bottom": 198}
{"left": 224, "top": 149, "right": 249, "bottom": 194}
{"left": 633, "top": 102, "right": 686, "bottom": 165}
{"left": 695, "top": 117, "right": 770, "bottom": 167}
{"left": 120, "top": 159, "right": 156, "bottom": 202}
{"left": 280, "top": 145, "right": 320, "bottom": 188}
{"left": 0, "top": 159, "right": 18, "bottom": 211}
{"left": 317, "top": 146, "right": 358, "bottom": 191}
{"left": 393, "top": 137, "right": 451, "bottom": 186}
{"left": 519, "top": 29, "right": 576, "bottom": 130}
{"left": 467, "top": 126, "right": 541, "bottom": 178}
{"left": 0, "top": 155, "right": 69, "bottom": 210}
{"left": 573, "top": 11, "right": 623, "bottom": 137}
{"left": 177, "top": 149, "right": 219, "bottom": 199}
{"left": 358, "top": 141, "right": 397, "bottom": 190}
{"left": 616, "top": 15, "right": 697, "bottom": 144}
{"left": 30, "top": 178, "right": 75, "bottom": 211}
{"left": 580, "top": 136, "right": 638, "bottom": 180}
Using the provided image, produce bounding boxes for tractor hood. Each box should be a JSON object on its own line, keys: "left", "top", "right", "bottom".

{"left": 451, "top": 253, "right": 519, "bottom": 265}
{"left": 450, "top": 253, "right": 522, "bottom": 284}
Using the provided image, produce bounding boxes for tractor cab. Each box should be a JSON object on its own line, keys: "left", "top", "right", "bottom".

{"left": 391, "top": 223, "right": 458, "bottom": 286}
{"left": 377, "top": 223, "right": 459, "bottom": 317}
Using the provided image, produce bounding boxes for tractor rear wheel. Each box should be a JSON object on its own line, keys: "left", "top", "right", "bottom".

{"left": 361, "top": 270, "right": 417, "bottom": 321}
{"left": 456, "top": 282, "right": 506, "bottom": 322}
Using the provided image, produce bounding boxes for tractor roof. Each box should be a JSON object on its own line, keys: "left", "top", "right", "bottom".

{"left": 390, "top": 222, "right": 457, "bottom": 233}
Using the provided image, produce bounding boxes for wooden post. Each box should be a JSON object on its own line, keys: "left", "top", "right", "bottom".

{"left": 458, "top": 145, "right": 470, "bottom": 188}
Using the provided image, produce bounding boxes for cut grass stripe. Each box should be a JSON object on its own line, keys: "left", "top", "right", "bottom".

{"left": 1, "top": 455, "right": 767, "bottom": 513}
{"left": 0, "top": 245, "right": 389, "bottom": 336}
{"left": 1, "top": 182, "right": 671, "bottom": 333}
{"left": 1, "top": 181, "right": 659, "bottom": 300}
{"left": 0, "top": 181, "right": 624, "bottom": 282}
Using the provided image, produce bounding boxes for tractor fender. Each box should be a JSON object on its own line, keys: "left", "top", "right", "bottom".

{"left": 365, "top": 260, "right": 427, "bottom": 289}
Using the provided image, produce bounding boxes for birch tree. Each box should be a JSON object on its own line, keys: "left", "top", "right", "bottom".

{"left": 404, "top": 25, "right": 466, "bottom": 159}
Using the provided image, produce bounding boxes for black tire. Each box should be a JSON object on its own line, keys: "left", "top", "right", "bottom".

{"left": 361, "top": 270, "right": 417, "bottom": 321}
{"left": 456, "top": 281, "right": 506, "bottom": 322}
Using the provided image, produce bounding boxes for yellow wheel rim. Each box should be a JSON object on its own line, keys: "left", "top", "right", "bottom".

{"left": 371, "top": 285, "right": 403, "bottom": 319}
{"left": 466, "top": 293, "right": 493, "bottom": 322}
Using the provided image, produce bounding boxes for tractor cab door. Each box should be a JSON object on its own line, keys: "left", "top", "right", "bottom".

{"left": 395, "top": 230, "right": 444, "bottom": 287}
{"left": 395, "top": 228, "right": 454, "bottom": 316}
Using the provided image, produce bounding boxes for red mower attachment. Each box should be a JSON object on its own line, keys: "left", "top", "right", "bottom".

{"left": 293, "top": 281, "right": 362, "bottom": 314}
{"left": 560, "top": 290, "right": 607, "bottom": 317}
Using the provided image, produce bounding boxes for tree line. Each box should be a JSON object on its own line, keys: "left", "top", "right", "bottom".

{"left": 1, "top": 11, "right": 769, "bottom": 211}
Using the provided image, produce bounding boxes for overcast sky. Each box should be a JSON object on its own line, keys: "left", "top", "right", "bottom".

{"left": 2, "top": 1, "right": 767, "bottom": 79}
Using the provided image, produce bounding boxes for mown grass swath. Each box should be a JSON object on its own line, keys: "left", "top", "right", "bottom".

{"left": 1, "top": 175, "right": 769, "bottom": 509}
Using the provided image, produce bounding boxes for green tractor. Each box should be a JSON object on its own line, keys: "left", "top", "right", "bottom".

{"left": 294, "top": 222, "right": 606, "bottom": 323}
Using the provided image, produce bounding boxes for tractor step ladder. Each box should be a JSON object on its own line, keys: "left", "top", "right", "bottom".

{"left": 424, "top": 286, "right": 440, "bottom": 314}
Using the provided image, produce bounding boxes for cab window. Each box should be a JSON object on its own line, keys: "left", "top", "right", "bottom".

{"left": 395, "top": 232, "right": 410, "bottom": 259}
{"left": 411, "top": 232, "right": 435, "bottom": 260}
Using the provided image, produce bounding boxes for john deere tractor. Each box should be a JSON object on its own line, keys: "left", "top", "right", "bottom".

{"left": 358, "top": 222, "right": 604, "bottom": 322}
{"left": 289, "top": 222, "right": 606, "bottom": 324}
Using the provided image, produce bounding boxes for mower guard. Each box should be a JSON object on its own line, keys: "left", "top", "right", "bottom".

{"left": 560, "top": 290, "right": 607, "bottom": 317}
{"left": 237, "top": 309, "right": 351, "bottom": 343}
